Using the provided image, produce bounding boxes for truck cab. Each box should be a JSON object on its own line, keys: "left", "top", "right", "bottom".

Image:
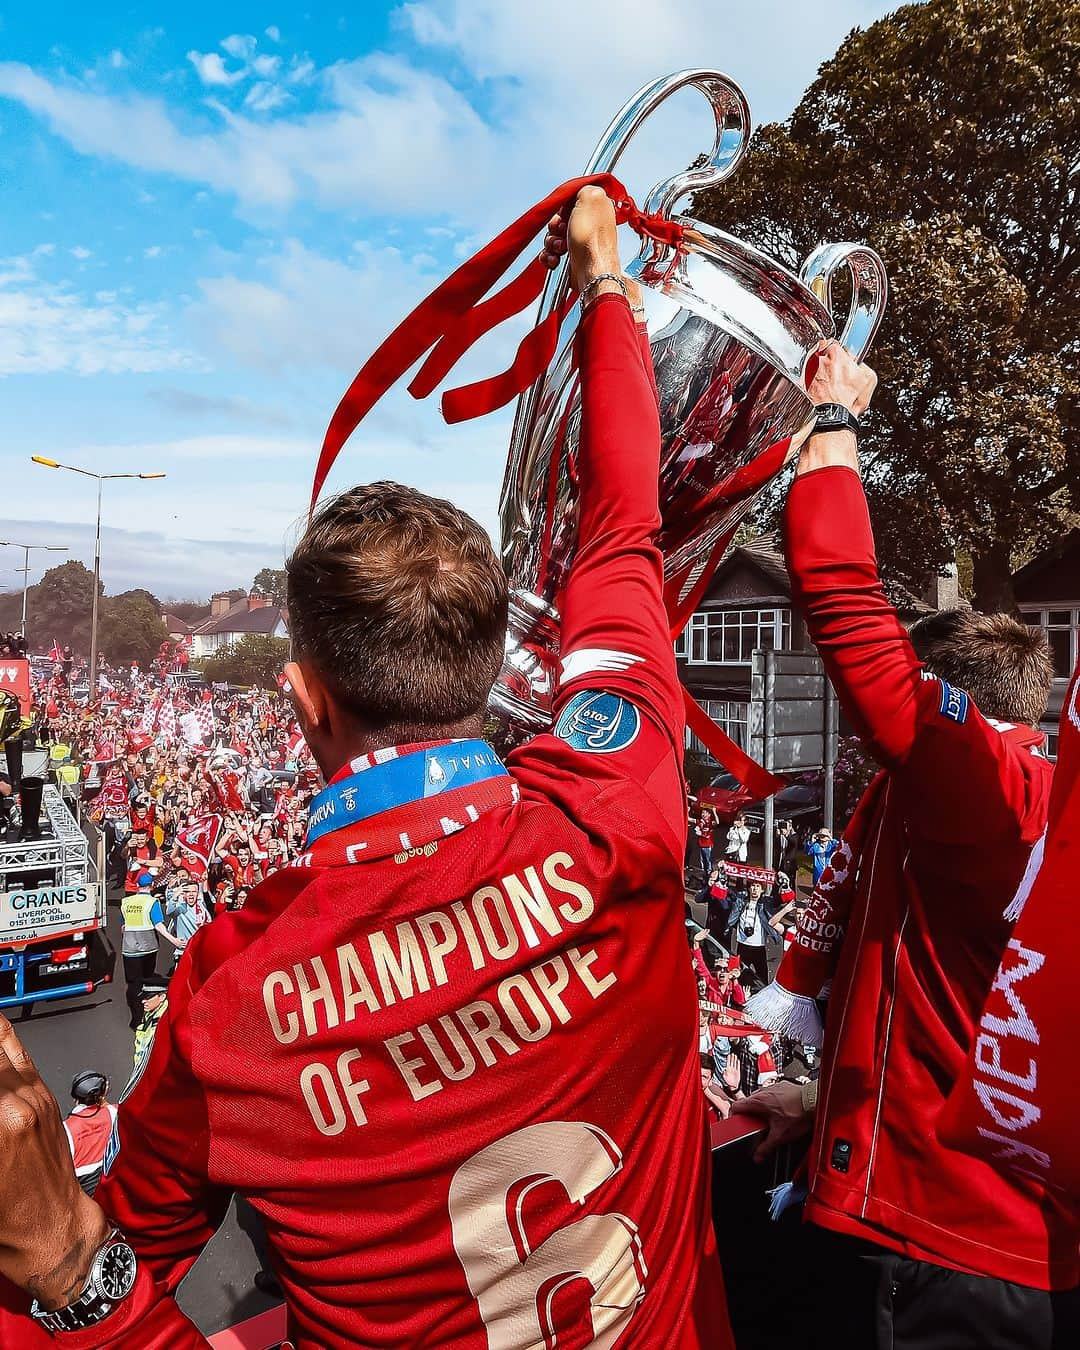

{"left": 0, "top": 776, "right": 111, "bottom": 1009}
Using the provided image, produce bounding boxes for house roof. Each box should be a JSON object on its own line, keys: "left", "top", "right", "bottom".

{"left": 194, "top": 605, "right": 287, "bottom": 637}
{"left": 1012, "top": 530, "right": 1080, "bottom": 596}
{"left": 704, "top": 529, "right": 933, "bottom": 617}
{"left": 733, "top": 531, "right": 790, "bottom": 593}
{"left": 161, "top": 613, "right": 192, "bottom": 634}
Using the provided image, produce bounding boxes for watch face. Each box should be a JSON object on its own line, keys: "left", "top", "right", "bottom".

{"left": 97, "top": 1242, "right": 137, "bottom": 1301}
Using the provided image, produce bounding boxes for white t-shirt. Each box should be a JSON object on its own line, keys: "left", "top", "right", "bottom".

{"left": 726, "top": 824, "right": 750, "bottom": 862}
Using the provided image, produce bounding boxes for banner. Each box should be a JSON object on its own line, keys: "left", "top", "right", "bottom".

{"left": 175, "top": 814, "right": 223, "bottom": 876}
{"left": 0, "top": 659, "right": 31, "bottom": 718}
{"left": 90, "top": 764, "right": 130, "bottom": 822}
{"left": 0, "top": 881, "right": 102, "bottom": 947}
{"left": 721, "top": 861, "right": 776, "bottom": 885}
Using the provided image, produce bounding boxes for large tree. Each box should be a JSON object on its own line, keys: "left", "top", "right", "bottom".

{"left": 693, "top": 0, "right": 1079, "bottom": 611}
{"left": 251, "top": 567, "right": 287, "bottom": 608}
{"left": 25, "top": 560, "right": 100, "bottom": 653}
{"left": 200, "top": 634, "right": 290, "bottom": 690}
{"left": 98, "top": 590, "right": 169, "bottom": 668}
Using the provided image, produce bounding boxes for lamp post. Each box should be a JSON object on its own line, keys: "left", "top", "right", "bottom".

{"left": 0, "top": 540, "right": 68, "bottom": 637}
{"left": 31, "top": 458, "right": 166, "bottom": 694}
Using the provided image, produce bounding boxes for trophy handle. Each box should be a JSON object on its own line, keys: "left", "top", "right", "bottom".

{"left": 799, "top": 243, "right": 888, "bottom": 359}
{"left": 530, "top": 70, "right": 752, "bottom": 327}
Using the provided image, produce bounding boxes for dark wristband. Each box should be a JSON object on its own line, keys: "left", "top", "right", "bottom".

{"left": 811, "top": 403, "right": 860, "bottom": 438}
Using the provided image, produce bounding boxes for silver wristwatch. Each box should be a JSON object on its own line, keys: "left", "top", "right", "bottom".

{"left": 30, "top": 1229, "right": 138, "bottom": 1334}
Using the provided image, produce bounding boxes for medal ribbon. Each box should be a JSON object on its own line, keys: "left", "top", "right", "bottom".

{"left": 305, "top": 740, "right": 509, "bottom": 848}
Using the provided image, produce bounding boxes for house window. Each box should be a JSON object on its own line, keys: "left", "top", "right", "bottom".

{"left": 684, "top": 700, "right": 749, "bottom": 758}
{"left": 679, "top": 609, "right": 791, "bottom": 666}
{"left": 1021, "top": 607, "right": 1079, "bottom": 681}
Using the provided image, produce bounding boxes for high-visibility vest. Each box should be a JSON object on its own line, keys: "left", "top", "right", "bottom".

{"left": 64, "top": 1104, "right": 118, "bottom": 1178}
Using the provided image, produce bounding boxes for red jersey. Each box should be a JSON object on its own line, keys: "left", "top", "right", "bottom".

{"left": 784, "top": 466, "right": 1059, "bottom": 1288}
{"left": 940, "top": 660, "right": 1080, "bottom": 1278}
{"left": 14, "top": 295, "right": 728, "bottom": 1349}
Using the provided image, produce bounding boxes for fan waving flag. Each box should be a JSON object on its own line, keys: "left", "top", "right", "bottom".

{"left": 48, "top": 639, "right": 63, "bottom": 663}
{"left": 89, "top": 764, "right": 130, "bottom": 823}
{"left": 174, "top": 814, "right": 224, "bottom": 877}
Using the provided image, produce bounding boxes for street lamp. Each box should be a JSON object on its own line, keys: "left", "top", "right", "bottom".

{"left": 31, "top": 457, "right": 167, "bottom": 693}
{"left": 0, "top": 540, "right": 68, "bottom": 637}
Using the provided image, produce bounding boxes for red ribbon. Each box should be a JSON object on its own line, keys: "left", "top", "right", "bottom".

{"left": 311, "top": 173, "right": 682, "bottom": 511}
{"left": 312, "top": 176, "right": 787, "bottom": 801}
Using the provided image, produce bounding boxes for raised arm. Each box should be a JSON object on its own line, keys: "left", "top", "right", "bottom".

{"left": 510, "top": 188, "right": 685, "bottom": 847}
{"left": 784, "top": 342, "right": 1043, "bottom": 850}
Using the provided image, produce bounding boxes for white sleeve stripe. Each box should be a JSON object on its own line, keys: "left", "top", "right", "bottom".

{"left": 559, "top": 647, "right": 644, "bottom": 686}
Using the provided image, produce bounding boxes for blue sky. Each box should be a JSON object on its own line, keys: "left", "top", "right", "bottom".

{"left": 0, "top": 0, "right": 900, "bottom": 604}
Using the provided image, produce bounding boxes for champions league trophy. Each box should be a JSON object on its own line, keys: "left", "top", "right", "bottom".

{"left": 490, "top": 70, "right": 887, "bottom": 738}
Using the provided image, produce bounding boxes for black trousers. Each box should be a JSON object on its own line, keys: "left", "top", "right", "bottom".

{"left": 800, "top": 1224, "right": 1080, "bottom": 1350}
{"left": 735, "top": 941, "right": 769, "bottom": 987}
{"left": 122, "top": 953, "right": 156, "bottom": 1029}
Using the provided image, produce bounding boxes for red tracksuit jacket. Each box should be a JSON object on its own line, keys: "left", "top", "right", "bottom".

{"left": 939, "top": 658, "right": 1080, "bottom": 1276}
{"left": 784, "top": 465, "right": 1064, "bottom": 1289}
{"left": 4, "top": 295, "right": 729, "bottom": 1348}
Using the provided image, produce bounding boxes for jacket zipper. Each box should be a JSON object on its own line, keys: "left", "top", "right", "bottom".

{"left": 862, "top": 855, "right": 911, "bottom": 1217}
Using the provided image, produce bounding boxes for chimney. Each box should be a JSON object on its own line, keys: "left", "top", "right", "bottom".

{"left": 210, "top": 592, "right": 231, "bottom": 617}
{"left": 248, "top": 594, "right": 269, "bottom": 610}
{"left": 924, "top": 561, "right": 961, "bottom": 612}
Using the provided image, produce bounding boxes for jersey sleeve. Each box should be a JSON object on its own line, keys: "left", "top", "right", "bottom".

{"left": 53, "top": 935, "right": 232, "bottom": 1348}
{"left": 783, "top": 465, "right": 1045, "bottom": 857}
{"left": 510, "top": 293, "right": 686, "bottom": 850}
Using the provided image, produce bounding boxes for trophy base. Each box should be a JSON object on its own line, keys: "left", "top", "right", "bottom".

{"left": 488, "top": 591, "right": 562, "bottom": 747}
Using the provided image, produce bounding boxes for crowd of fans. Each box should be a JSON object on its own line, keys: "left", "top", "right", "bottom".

{"left": 18, "top": 657, "right": 318, "bottom": 1041}
{"left": 683, "top": 801, "right": 820, "bottom": 1122}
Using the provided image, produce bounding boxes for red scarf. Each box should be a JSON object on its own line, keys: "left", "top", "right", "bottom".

{"left": 311, "top": 176, "right": 786, "bottom": 801}
{"left": 744, "top": 774, "right": 887, "bottom": 1045}
{"left": 295, "top": 740, "right": 519, "bottom": 868}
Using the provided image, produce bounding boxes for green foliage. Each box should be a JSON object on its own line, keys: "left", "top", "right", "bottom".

{"left": 693, "top": 0, "right": 1080, "bottom": 612}
{"left": 98, "top": 590, "right": 169, "bottom": 667}
{"left": 251, "top": 567, "right": 288, "bottom": 607}
{"left": 200, "top": 634, "right": 290, "bottom": 689}
{"left": 25, "top": 560, "right": 100, "bottom": 653}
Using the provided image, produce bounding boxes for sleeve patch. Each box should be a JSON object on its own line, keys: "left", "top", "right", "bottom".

{"left": 938, "top": 680, "right": 969, "bottom": 724}
{"left": 553, "top": 690, "right": 641, "bottom": 754}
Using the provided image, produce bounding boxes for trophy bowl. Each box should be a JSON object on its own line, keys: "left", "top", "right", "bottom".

{"left": 491, "top": 70, "right": 887, "bottom": 740}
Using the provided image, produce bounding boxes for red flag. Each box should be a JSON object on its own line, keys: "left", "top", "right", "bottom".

{"left": 91, "top": 735, "right": 116, "bottom": 765}
{"left": 127, "top": 729, "right": 154, "bottom": 756}
{"left": 48, "top": 639, "right": 63, "bottom": 663}
{"left": 89, "top": 764, "right": 129, "bottom": 822}
{"left": 174, "top": 814, "right": 224, "bottom": 877}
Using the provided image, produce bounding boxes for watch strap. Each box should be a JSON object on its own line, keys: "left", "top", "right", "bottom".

{"left": 812, "top": 403, "right": 860, "bottom": 437}
{"left": 31, "top": 1230, "right": 136, "bottom": 1334}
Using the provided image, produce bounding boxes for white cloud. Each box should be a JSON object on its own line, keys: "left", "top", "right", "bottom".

{"left": 69, "top": 245, "right": 91, "bottom": 259}
{"left": 108, "top": 50, "right": 127, "bottom": 70}
{"left": 221, "top": 34, "right": 257, "bottom": 62}
{"left": 286, "top": 57, "right": 315, "bottom": 84}
{"left": 0, "top": 253, "right": 193, "bottom": 376}
{"left": 251, "top": 54, "right": 281, "bottom": 79}
{"left": 244, "top": 82, "right": 289, "bottom": 114}
{"left": 0, "top": 59, "right": 496, "bottom": 213}
{"left": 186, "top": 51, "right": 243, "bottom": 87}
{"left": 265, "top": 26, "right": 282, "bottom": 43}
{"left": 143, "top": 245, "right": 162, "bottom": 259}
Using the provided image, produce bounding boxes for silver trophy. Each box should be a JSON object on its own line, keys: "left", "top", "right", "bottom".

{"left": 490, "top": 70, "right": 887, "bottom": 739}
